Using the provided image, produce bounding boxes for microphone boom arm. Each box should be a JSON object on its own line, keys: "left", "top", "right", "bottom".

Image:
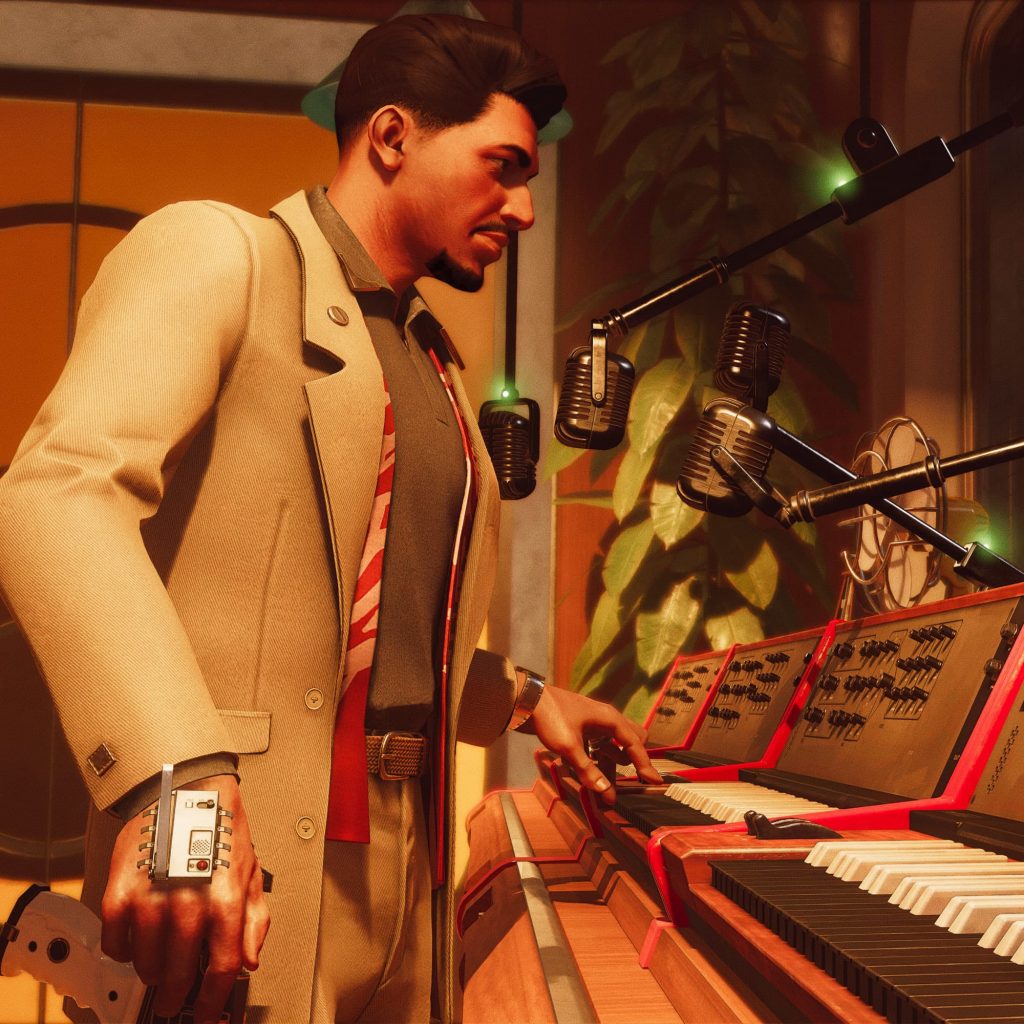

{"left": 765, "top": 421, "right": 1024, "bottom": 589}
{"left": 596, "top": 101, "right": 1024, "bottom": 342}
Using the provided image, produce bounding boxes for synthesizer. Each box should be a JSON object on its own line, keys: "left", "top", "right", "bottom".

{"left": 617, "top": 584, "right": 1024, "bottom": 844}
{"left": 621, "top": 623, "right": 837, "bottom": 778}
{"left": 661, "top": 666, "right": 1024, "bottom": 1023}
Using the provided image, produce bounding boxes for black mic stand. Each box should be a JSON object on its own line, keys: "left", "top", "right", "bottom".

{"left": 479, "top": 232, "right": 541, "bottom": 500}
{"left": 582, "top": 100, "right": 1024, "bottom": 401}
{"left": 708, "top": 418, "right": 1024, "bottom": 590}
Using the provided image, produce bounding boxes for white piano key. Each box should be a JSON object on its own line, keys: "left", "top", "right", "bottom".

{"left": 979, "top": 913, "right": 1024, "bottom": 950}
{"left": 889, "top": 860, "right": 1013, "bottom": 904}
{"left": 870, "top": 859, "right": 1016, "bottom": 896}
{"left": 828, "top": 844, "right": 964, "bottom": 877}
{"left": 909, "top": 879, "right": 1024, "bottom": 917}
{"left": 718, "top": 801, "right": 834, "bottom": 824}
{"left": 836, "top": 848, "right": 997, "bottom": 884}
{"left": 944, "top": 895, "right": 1024, "bottom": 933}
{"left": 1010, "top": 932, "right": 1024, "bottom": 965}
{"left": 992, "top": 918, "right": 1024, "bottom": 956}
{"left": 705, "top": 796, "right": 829, "bottom": 820}
{"left": 805, "top": 839, "right": 960, "bottom": 868}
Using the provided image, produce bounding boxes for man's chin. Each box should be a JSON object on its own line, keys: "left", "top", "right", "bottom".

{"left": 426, "top": 251, "right": 484, "bottom": 293}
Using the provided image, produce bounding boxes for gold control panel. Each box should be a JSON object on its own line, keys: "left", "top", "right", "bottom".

{"left": 776, "top": 592, "right": 1024, "bottom": 799}
{"left": 646, "top": 650, "right": 731, "bottom": 748}
{"left": 687, "top": 629, "right": 825, "bottom": 762}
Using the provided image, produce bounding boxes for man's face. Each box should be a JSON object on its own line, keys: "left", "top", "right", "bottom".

{"left": 397, "top": 93, "right": 540, "bottom": 292}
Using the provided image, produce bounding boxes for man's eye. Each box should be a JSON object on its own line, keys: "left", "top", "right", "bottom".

{"left": 489, "top": 156, "right": 511, "bottom": 172}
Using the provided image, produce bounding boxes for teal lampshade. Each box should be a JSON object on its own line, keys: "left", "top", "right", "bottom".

{"left": 300, "top": 0, "right": 573, "bottom": 145}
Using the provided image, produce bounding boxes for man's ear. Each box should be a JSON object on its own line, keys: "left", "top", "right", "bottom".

{"left": 367, "top": 105, "right": 410, "bottom": 172}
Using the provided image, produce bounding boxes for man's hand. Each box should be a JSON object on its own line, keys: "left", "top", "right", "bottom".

{"left": 100, "top": 775, "right": 270, "bottom": 1024}
{"left": 519, "top": 685, "right": 662, "bottom": 803}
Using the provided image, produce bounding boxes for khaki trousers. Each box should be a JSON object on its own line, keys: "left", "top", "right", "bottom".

{"left": 309, "top": 775, "right": 433, "bottom": 1023}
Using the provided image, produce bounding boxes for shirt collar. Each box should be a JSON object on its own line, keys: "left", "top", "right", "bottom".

{"left": 306, "top": 187, "right": 463, "bottom": 367}
{"left": 306, "top": 186, "right": 393, "bottom": 296}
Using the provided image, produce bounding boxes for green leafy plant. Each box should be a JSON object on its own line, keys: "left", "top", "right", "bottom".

{"left": 551, "top": 0, "right": 859, "bottom": 721}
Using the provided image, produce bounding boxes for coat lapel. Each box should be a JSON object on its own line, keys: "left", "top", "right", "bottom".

{"left": 271, "top": 192, "right": 385, "bottom": 647}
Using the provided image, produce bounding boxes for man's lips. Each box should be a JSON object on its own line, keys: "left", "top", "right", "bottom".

{"left": 473, "top": 227, "right": 509, "bottom": 251}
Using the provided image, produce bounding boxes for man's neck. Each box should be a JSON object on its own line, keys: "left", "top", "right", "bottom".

{"left": 324, "top": 172, "right": 417, "bottom": 296}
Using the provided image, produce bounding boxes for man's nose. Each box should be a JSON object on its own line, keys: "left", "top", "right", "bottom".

{"left": 502, "top": 185, "right": 535, "bottom": 231}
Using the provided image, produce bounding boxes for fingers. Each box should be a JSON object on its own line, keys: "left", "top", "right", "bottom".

{"left": 242, "top": 863, "right": 271, "bottom": 972}
{"left": 192, "top": 891, "right": 245, "bottom": 1024}
{"left": 605, "top": 717, "right": 662, "bottom": 784}
{"left": 152, "top": 888, "right": 205, "bottom": 1016}
{"left": 100, "top": 777, "right": 269, "bottom": 1024}
{"left": 100, "top": 881, "right": 134, "bottom": 964}
{"left": 570, "top": 752, "right": 617, "bottom": 805}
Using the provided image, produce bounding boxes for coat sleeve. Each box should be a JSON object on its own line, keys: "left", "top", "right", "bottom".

{"left": 455, "top": 648, "right": 519, "bottom": 746}
{"left": 0, "top": 201, "right": 254, "bottom": 811}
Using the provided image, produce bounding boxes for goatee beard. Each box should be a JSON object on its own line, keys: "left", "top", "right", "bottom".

{"left": 426, "top": 250, "right": 484, "bottom": 293}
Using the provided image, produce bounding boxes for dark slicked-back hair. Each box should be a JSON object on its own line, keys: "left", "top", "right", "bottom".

{"left": 334, "top": 13, "right": 566, "bottom": 150}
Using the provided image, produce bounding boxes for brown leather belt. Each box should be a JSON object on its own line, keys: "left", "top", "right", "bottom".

{"left": 365, "top": 731, "right": 428, "bottom": 780}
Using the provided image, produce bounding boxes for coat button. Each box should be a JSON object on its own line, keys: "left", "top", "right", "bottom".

{"left": 295, "top": 817, "right": 316, "bottom": 840}
{"left": 327, "top": 305, "right": 349, "bottom": 326}
{"left": 304, "top": 688, "right": 324, "bottom": 710}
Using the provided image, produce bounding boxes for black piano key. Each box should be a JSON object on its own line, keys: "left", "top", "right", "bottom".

{"left": 710, "top": 859, "right": 1024, "bottom": 1023}
{"left": 611, "top": 791, "right": 720, "bottom": 834}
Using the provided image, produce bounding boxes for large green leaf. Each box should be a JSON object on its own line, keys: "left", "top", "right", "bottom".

{"left": 650, "top": 480, "right": 704, "bottom": 547}
{"left": 704, "top": 606, "right": 764, "bottom": 648}
{"left": 708, "top": 514, "right": 764, "bottom": 573}
{"left": 650, "top": 200, "right": 720, "bottom": 273}
{"left": 787, "top": 334, "right": 860, "bottom": 410}
{"left": 787, "top": 232, "right": 857, "bottom": 299}
{"left": 766, "top": 376, "right": 812, "bottom": 437}
{"left": 542, "top": 437, "right": 587, "bottom": 481}
{"left": 620, "top": 318, "right": 669, "bottom": 378}
{"left": 570, "top": 589, "right": 625, "bottom": 690}
{"left": 627, "top": 358, "right": 694, "bottom": 456}
{"left": 624, "top": 18, "right": 688, "bottom": 88}
{"left": 757, "top": 265, "right": 833, "bottom": 351}
{"left": 577, "top": 645, "right": 637, "bottom": 701}
{"left": 767, "top": 527, "right": 832, "bottom": 610}
{"left": 590, "top": 174, "right": 657, "bottom": 234}
{"left": 622, "top": 681, "right": 661, "bottom": 724}
{"left": 689, "top": 0, "right": 736, "bottom": 59}
{"left": 553, "top": 491, "right": 614, "bottom": 509}
{"left": 724, "top": 539, "right": 779, "bottom": 609}
{"left": 635, "top": 576, "right": 702, "bottom": 676}
{"left": 626, "top": 115, "right": 716, "bottom": 185}
{"left": 738, "top": 0, "right": 809, "bottom": 53}
{"left": 603, "top": 518, "right": 656, "bottom": 596}
{"left": 598, "top": 85, "right": 665, "bottom": 155}
{"left": 613, "top": 444, "right": 658, "bottom": 521}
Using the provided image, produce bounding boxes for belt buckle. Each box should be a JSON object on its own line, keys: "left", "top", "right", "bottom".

{"left": 378, "top": 731, "right": 420, "bottom": 780}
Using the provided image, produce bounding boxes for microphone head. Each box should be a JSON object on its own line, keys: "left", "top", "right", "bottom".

{"left": 554, "top": 346, "right": 635, "bottom": 450}
{"left": 479, "top": 401, "right": 539, "bottom": 501}
{"left": 676, "top": 398, "right": 774, "bottom": 516}
{"left": 713, "top": 302, "right": 790, "bottom": 402}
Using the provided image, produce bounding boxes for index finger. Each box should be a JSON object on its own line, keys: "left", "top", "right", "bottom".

{"left": 607, "top": 715, "right": 662, "bottom": 784}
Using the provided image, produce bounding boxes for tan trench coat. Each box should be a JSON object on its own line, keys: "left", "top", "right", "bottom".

{"left": 0, "top": 190, "right": 518, "bottom": 1019}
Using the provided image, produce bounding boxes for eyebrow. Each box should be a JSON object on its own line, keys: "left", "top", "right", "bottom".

{"left": 501, "top": 144, "right": 540, "bottom": 177}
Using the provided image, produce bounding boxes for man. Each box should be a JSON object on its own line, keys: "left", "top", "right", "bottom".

{"left": 0, "top": 14, "right": 658, "bottom": 1023}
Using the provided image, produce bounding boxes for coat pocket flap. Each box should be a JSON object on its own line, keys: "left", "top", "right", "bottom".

{"left": 218, "top": 709, "right": 271, "bottom": 753}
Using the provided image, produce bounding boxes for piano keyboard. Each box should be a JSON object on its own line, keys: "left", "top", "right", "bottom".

{"left": 616, "top": 756, "right": 687, "bottom": 778}
{"left": 613, "top": 778, "right": 840, "bottom": 835}
{"left": 711, "top": 839, "right": 1024, "bottom": 1022}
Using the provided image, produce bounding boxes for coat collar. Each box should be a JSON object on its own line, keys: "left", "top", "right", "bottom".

{"left": 269, "top": 190, "right": 369, "bottom": 366}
